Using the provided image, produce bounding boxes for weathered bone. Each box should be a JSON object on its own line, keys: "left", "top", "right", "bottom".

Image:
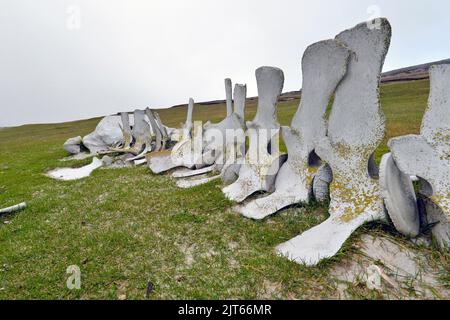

{"left": 145, "top": 108, "right": 162, "bottom": 152}
{"left": 218, "top": 82, "right": 248, "bottom": 185}
{"left": 386, "top": 64, "right": 450, "bottom": 247}
{"left": 153, "top": 111, "right": 170, "bottom": 150}
{"left": 125, "top": 108, "right": 169, "bottom": 162}
{"left": 277, "top": 19, "right": 392, "bottom": 266}
{"left": 176, "top": 174, "right": 221, "bottom": 189}
{"left": 129, "top": 110, "right": 152, "bottom": 155}
{"left": 193, "top": 79, "right": 235, "bottom": 168}
{"left": 200, "top": 81, "right": 244, "bottom": 152}
{"left": 131, "top": 110, "right": 152, "bottom": 151}
{"left": 126, "top": 148, "right": 150, "bottom": 162}
{"left": 119, "top": 112, "right": 133, "bottom": 149}
{"left": 127, "top": 110, "right": 173, "bottom": 163}
{"left": 389, "top": 136, "right": 450, "bottom": 246}
{"left": 63, "top": 107, "right": 175, "bottom": 166}
{"left": 134, "top": 158, "right": 148, "bottom": 166}
{"left": 238, "top": 40, "right": 350, "bottom": 219}
{"left": 82, "top": 115, "right": 130, "bottom": 154}
{"left": 166, "top": 127, "right": 182, "bottom": 142}
{"left": 220, "top": 157, "right": 243, "bottom": 186}
{"left": 172, "top": 80, "right": 247, "bottom": 187}
{"left": 233, "top": 84, "right": 246, "bottom": 122}
{"left": 148, "top": 98, "right": 197, "bottom": 173}
{"left": 225, "top": 78, "right": 233, "bottom": 117}
{"left": 198, "top": 84, "right": 247, "bottom": 167}
{"left": 223, "top": 66, "right": 285, "bottom": 202}
{"left": 46, "top": 157, "right": 104, "bottom": 181}
{"left": 312, "top": 164, "right": 333, "bottom": 202}
{"left": 0, "top": 202, "right": 27, "bottom": 215}
{"left": 107, "top": 109, "right": 152, "bottom": 156}
{"left": 379, "top": 153, "right": 420, "bottom": 237}
{"left": 173, "top": 161, "right": 228, "bottom": 187}
{"left": 172, "top": 165, "right": 215, "bottom": 178}
{"left": 63, "top": 136, "right": 83, "bottom": 155}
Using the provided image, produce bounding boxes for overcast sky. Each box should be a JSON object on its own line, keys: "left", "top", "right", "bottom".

{"left": 1, "top": 0, "right": 449, "bottom": 127}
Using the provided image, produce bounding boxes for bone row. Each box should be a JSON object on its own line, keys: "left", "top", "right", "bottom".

{"left": 63, "top": 108, "right": 180, "bottom": 166}
{"left": 64, "top": 18, "right": 449, "bottom": 266}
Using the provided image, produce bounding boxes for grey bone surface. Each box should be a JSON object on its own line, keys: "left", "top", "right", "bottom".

{"left": 154, "top": 111, "right": 170, "bottom": 149}
{"left": 148, "top": 98, "right": 197, "bottom": 173}
{"left": 379, "top": 153, "right": 420, "bottom": 237}
{"left": 222, "top": 66, "right": 285, "bottom": 202}
{"left": 225, "top": 78, "right": 233, "bottom": 117}
{"left": 129, "top": 109, "right": 152, "bottom": 155}
{"left": 239, "top": 40, "right": 350, "bottom": 219}
{"left": 63, "top": 136, "right": 83, "bottom": 155}
{"left": 120, "top": 112, "right": 133, "bottom": 149}
{"left": 82, "top": 115, "right": 132, "bottom": 154}
{"left": 387, "top": 64, "right": 450, "bottom": 247}
{"left": 277, "top": 19, "right": 392, "bottom": 266}
{"left": 146, "top": 108, "right": 162, "bottom": 152}
{"left": 106, "top": 109, "right": 152, "bottom": 155}
{"left": 233, "top": 84, "right": 247, "bottom": 121}
{"left": 180, "top": 80, "right": 247, "bottom": 183}
{"left": 0, "top": 202, "right": 27, "bottom": 215}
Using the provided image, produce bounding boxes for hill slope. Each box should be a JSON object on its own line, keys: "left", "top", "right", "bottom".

{"left": 381, "top": 58, "right": 450, "bottom": 83}
{"left": 165, "top": 58, "right": 449, "bottom": 109}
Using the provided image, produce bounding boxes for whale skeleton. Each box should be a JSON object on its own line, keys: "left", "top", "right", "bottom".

{"left": 124, "top": 109, "right": 171, "bottom": 163}
{"left": 57, "top": 17, "right": 447, "bottom": 260}
{"left": 107, "top": 110, "right": 153, "bottom": 156}
{"left": 222, "top": 66, "right": 287, "bottom": 203}
{"left": 237, "top": 40, "right": 350, "bottom": 220}
{"left": 381, "top": 64, "right": 450, "bottom": 248}
{"left": 148, "top": 98, "right": 201, "bottom": 174}
{"left": 276, "top": 18, "right": 392, "bottom": 266}
{"left": 173, "top": 79, "right": 248, "bottom": 188}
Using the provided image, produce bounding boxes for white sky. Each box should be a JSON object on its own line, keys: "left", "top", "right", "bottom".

{"left": 1, "top": 0, "right": 449, "bottom": 126}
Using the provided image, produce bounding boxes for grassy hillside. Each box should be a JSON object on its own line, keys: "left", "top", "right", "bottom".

{"left": 0, "top": 79, "right": 447, "bottom": 299}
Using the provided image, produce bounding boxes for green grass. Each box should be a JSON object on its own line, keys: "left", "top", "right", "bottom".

{"left": 0, "top": 79, "right": 447, "bottom": 299}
